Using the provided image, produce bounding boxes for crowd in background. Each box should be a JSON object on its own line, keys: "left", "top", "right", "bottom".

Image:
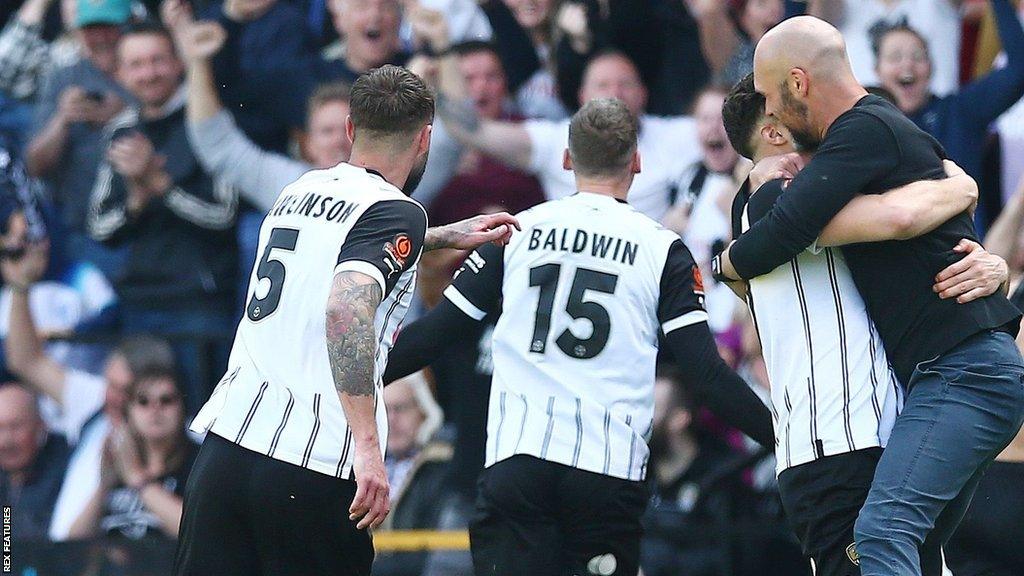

{"left": 2, "top": 0, "right": 1024, "bottom": 574}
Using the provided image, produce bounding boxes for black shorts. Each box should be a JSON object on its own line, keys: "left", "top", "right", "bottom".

{"left": 469, "top": 454, "right": 648, "bottom": 576}
{"left": 777, "top": 447, "right": 942, "bottom": 576}
{"left": 174, "top": 433, "right": 373, "bottom": 576}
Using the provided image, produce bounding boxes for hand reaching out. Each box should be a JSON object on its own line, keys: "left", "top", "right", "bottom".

{"left": 427, "top": 212, "right": 522, "bottom": 251}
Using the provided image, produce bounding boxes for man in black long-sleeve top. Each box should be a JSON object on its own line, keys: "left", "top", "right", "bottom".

{"left": 714, "top": 16, "right": 1024, "bottom": 576}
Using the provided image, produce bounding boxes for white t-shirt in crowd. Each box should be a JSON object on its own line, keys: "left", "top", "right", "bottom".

{"left": 48, "top": 369, "right": 108, "bottom": 541}
{"left": 523, "top": 115, "right": 701, "bottom": 221}
{"left": 838, "top": 0, "right": 961, "bottom": 96}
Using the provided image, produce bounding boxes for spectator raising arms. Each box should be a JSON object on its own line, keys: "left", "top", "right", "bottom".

{"left": 67, "top": 368, "right": 197, "bottom": 541}
{"left": 1, "top": 234, "right": 177, "bottom": 541}
{"left": 0, "top": 0, "right": 81, "bottom": 104}
{"left": 869, "top": 0, "right": 1024, "bottom": 231}
{"left": 807, "top": 0, "right": 963, "bottom": 95}
{"left": 176, "top": 19, "right": 348, "bottom": 211}
{"left": 438, "top": 50, "right": 700, "bottom": 222}
{"left": 687, "top": 0, "right": 784, "bottom": 88}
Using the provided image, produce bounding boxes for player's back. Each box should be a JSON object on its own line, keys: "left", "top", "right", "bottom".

{"left": 487, "top": 192, "right": 688, "bottom": 481}
{"left": 192, "top": 163, "right": 424, "bottom": 478}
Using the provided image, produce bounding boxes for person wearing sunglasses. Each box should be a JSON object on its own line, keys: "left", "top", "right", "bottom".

{"left": 67, "top": 367, "right": 198, "bottom": 542}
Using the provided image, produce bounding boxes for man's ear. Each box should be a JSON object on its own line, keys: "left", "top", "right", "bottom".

{"left": 563, "top": 148, "right": 573, "bottom": 171}
{"left": 345, "top": 115, "right": 356, "bottom": 145}
{"left": 631, "top": 149, "right": 642, "bottom": 174}
{"left": 418, "top": 124, "right": 433, "bottom": 155}
{"left": 760, "top": 123, "right": 787, "bottom": 147}
{"left": 789, "top": 68, "right": 809, "bottom": 97}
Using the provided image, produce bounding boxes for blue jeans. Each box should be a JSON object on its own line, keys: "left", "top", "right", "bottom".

{"left": 854, "top": 330, "right": 1024, "bottom": 576}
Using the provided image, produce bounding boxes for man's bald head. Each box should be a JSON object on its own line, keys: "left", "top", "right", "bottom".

{"left": 753, "top": 16, "right": 863, "bottom": 149}
{"left": 0, "top": 384, "right": 45, "bottom": 475}
{"left": 0, "top": 384, "right": 40, "bottom": 421}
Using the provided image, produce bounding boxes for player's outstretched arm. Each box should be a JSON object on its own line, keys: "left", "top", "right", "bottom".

{"left": 817, "top": 160, "right": 978, "bottom": 247}
{"left": 663, "top": 322, "right": 775, "bottom": 449}
{"left": 326, "top": 270, "right": 389, "bottom": 530}
{"left": 424, "top": 212, "right": 521, "bottom": 251}
{"left": 383, "top": 298, "right": 488, "bottom": 385}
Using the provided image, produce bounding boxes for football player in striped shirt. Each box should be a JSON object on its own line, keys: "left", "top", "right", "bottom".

{"left": 175, "top": 66, "right": 519, "bottom": 576}
{"left": 719, "top": 72, "right": 1008, "bottom": 576}
{"left": 385, "top": 97, "right": 775, "bottom": 576}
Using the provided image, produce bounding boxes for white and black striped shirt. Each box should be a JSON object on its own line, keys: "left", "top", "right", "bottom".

{"left": 190, "top": 163, "right": 427, "bottom": 479}
{"left": 733, "top": 180, "right": 902, "bottom": 474}
{"left": 444, "top": 193, "right": 707, "bottom": 481}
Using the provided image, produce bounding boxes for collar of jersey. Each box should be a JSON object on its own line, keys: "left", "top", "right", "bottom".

{"left": 573, "top": 191, "right": 629, "bottom": 205}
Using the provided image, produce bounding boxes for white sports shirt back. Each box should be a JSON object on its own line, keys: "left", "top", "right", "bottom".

{"left": 444, "top": 193, "right": 707, "bottom": 481}
{"left": 191, "top": 163, "right": 426, "bottom": 480}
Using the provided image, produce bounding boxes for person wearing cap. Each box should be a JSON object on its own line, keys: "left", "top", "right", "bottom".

{"left": 24, "top": 0, "right": 133, "bottom": 279}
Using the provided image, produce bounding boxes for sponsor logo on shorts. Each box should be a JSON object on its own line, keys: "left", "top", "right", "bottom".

{"left": 587, "top": 553, "right": 617, "bottom": 576}
{"left": 846, "top": 542, "right": 860, "bottom": 566}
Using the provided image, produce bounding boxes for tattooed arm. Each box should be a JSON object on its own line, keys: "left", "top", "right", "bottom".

{"left": 325, "top": 270, "right": 389, "bottom": 530}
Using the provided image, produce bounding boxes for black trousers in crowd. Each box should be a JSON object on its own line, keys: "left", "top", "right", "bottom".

{"left": 174, "top": 432, "right": 373, "bottom": 576}
{"left": 470, "top": 454, "right": 648, "bottom": 576}
{"left": 777, "top": 448, "right": 942, "bottom": 576}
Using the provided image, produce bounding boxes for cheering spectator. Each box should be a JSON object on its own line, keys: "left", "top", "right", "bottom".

{"left": 807, "top": 0, "right": 963, "bottom": 95}
{"left": 870, "top": 0, "right": 1024, "bottom": 229}
{"left": 688, "top": 0, "right": 784, "bottom": 87}
{"left": 87, "top": 22, "right": 237, "bottom": 410}
{"left": 484, "top": 0, "right": 604, "bottom": 119}
{"left": 374, "top": 372, "right": 451, "bottom": 576}
{"left": 67, "top": 367, "right": 197, "bottom": 541}
{"left": 424, "top": 41, "right": 546, "bottom": 226}
{"left": 399, "top": 0, "right": 492, "bottom": 52}
{"left": 322, "top": 0, "right": 409, "bottom": 83}
{"left": 2, "top": 235, "right": 176, "bottom": 541}
{"left": 0, "top": 0, "right": 81, "bottom": 104}
{"left": 185, "top": 0, "right": 320, "bottom": 154}
{"left": 181, "top": 20, "right": 348, "bottom": 211}
{"left": 24, "top": 0, "right": 132, "bottom": 277}
{"left": 661, "top": 85, "right": 741, "bottom": 334}
{"left": 0, "top": 383, "right": 70, "bottom": 541}
{"left": 438, "top": 50, "right": 700, "bottom": 221}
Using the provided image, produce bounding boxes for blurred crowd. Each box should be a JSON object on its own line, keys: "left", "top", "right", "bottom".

{"left": 2, "top": 0, "right": 1024, "bottom": 574}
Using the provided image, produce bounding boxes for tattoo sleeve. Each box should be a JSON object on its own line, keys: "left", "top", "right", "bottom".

{"left": 325, "top": 271, "right": 383, "bottom": 397}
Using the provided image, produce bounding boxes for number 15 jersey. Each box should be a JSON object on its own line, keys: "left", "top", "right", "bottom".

{"left": 191, "top": 163, "right": 427, "bottom": 480}
{"left": 444, "top": 192, "right": 706, "bottom": 481}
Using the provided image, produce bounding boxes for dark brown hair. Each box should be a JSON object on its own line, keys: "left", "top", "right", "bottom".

{"left": 568, "top": 97, "right": 638, "bottom": 177}
{"left": 721, "top": 73, "right": 764, "bottom": 161}
{"left": 348, "top": 65, "right": 434, "bottom": 139}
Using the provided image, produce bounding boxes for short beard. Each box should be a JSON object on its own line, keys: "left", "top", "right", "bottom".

{"left": 780, "top": 83, "right": 821, "bottom": 151}
{"left": 402, "top": 151, "right": 429, "bottom": 195}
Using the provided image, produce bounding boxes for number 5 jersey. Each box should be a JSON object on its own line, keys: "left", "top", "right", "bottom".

{"left": 191, "top": 163, "right": 427, "bottom": 480}
{"left": 444, "top": 192, "right": 706, "bottom": 481}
